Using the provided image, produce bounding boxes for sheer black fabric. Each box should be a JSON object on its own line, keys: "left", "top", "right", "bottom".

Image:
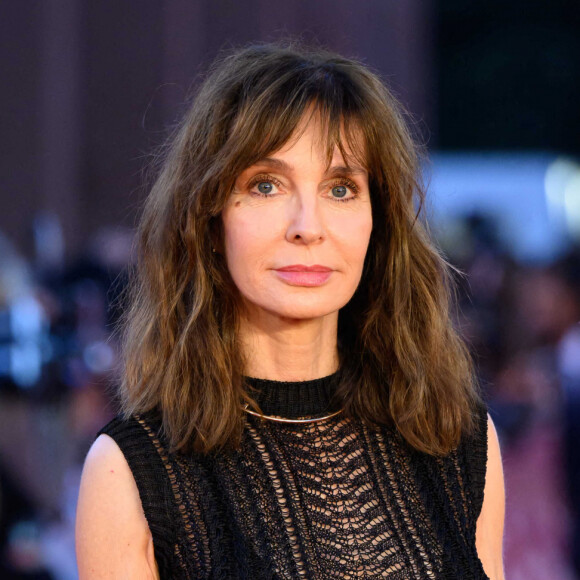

{"left": 99, "top": 374, "right": 489, "bottom": 579}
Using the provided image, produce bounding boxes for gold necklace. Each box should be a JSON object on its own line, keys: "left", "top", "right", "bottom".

{"left": 244, "top": 405, "right": 342, "bottom": 424}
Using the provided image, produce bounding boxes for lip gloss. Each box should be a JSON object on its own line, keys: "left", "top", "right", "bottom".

{"left": 275, "top": 270, "right": 332, "bottom": 286}
{"left": 274, "top": 265, "right": 333, "bottom": 287}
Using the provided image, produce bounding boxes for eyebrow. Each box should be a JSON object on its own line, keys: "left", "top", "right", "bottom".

{"left": 252, "top": 157, "right": 368, "bottom": 177}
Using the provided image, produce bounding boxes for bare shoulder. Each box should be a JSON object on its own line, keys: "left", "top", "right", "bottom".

{"left": 76, "top": 433, "right": 159, "bottom": 579}
{"left": 475, "top": 414, "right": 506, "bottom": 580}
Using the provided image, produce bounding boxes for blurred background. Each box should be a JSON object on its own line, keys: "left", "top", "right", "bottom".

{"left": 1, "top": 1, "right": 579, "bottom": 578}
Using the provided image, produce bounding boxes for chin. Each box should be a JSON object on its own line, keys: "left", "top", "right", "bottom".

{"left": 265, "top": 297, "right": 348, "bottom": 322}
{"left": 239, "top": 287, "right": 355, "bottom": 323}
{"left": 277, "top": 310, "right": 335, "bottom": 321}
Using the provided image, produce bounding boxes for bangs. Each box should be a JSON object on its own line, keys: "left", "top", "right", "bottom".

{"left": 210, "top": 59, "right": 371, "bottom": 209}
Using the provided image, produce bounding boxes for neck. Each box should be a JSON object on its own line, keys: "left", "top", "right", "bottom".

{"left": 238, "top": 309, "right": 340, "bottom": 381}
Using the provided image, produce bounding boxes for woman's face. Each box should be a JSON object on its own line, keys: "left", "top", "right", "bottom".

{"left": 221, "top": 115, "right": 373, "bottom": 324}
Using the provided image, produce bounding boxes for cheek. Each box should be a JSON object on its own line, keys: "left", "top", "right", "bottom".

{"left": 335, "top": 212, "right": 373, "bottom": 266}
{"left": 222, "top": 212, "right": 277, "bottom": 284}
{"left": 358, "top": 215, "right": 373, "bottom": 252}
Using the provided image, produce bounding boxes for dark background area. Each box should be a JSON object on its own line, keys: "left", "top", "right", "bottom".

{"left": 436, "top": 0, "right": 580, "bottom": 152}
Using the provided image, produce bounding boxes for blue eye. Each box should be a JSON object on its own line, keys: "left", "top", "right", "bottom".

{"left": 331, "top": 185, "right": 348, "bottom": 198}
{"left": 257, "top": 182, "right": 274, "bottom": 194}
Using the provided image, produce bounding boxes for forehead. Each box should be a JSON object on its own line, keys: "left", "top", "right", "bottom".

{"left": 267, "top": 108, "right": 367, "bottom": 170}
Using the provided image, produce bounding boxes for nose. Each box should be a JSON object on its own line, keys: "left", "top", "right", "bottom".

{"left": 285, "top": 193, "right": 325, "bottom": 244}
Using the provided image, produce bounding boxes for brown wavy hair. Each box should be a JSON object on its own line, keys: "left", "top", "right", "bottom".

{"left": 119, "top": 42, "right": 481, "bottom": 455}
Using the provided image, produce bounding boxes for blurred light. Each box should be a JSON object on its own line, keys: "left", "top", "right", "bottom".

{"left": 11, "top": 344, "right": 42, "bottom": 387}
{"left": 564, "top": 173, "right": 580, "bottom": 238}
{"left": 33, "top": 211, "right": 64, "bottom": 270}
{"left": 429, "top": 152, "right": 565, "bottom": 263}
{"left": 10, "top": 295, "right": 47, "bottom": 341}
{"left": 558, "top": 327, "right": 580, "bottom": 379}
{"left": 2, "top": 295, "right": 48, "bottom": 387}
{"left": 544, "top": 157, "right": 580, "bottom": 240}
{"left": 83, "top": 341, "right": 114, "bottom": 374}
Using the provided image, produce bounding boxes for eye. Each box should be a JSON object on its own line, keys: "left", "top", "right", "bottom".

{"left": 256, "top": 181, "right": 274, "bottom": 195}
{"left": 247, "top": 174, "right": 282, "bottom": 197}
{"left": 331, "top": 185, "right": 348, "bottom": 199}
{"left": 328, "top": 178, "right": 359, "bottom": 201}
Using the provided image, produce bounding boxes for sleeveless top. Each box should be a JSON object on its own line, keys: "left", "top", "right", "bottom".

{"left": 99, "top": 372, "right": 489, "bottom": 579}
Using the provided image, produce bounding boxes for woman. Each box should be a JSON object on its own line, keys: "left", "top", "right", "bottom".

{"left": 76, "top": 43, "right": 505, "bottom": 579}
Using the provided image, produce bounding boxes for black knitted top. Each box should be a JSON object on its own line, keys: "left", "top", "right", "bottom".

{"left": 99, "top": 372, "right": 489, "bottom": 579}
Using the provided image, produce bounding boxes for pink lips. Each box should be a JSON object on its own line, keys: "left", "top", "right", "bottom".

{"left": 274, "top": 264, "right": 333, "bottom": 287}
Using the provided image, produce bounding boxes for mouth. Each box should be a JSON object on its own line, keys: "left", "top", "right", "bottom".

{"left": 276, "top": 264, "right": 332, "bottom": 272}
{"left": 274, "top": 265, "right": 333, "bottom": 286}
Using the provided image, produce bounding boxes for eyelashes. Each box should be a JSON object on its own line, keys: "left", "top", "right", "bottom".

{"left": 246, "top": 173, "right": 360, "bottom": 202}
{"left": 247, "top": 174, "right": 283, "bottom": 196}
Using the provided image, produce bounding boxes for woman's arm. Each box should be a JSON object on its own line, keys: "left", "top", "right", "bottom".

{"left": 76, "top": 434, "right": 159, "bottom": 579}
{"left": 475, "top": 414, "right": 506, "bottom": 580}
